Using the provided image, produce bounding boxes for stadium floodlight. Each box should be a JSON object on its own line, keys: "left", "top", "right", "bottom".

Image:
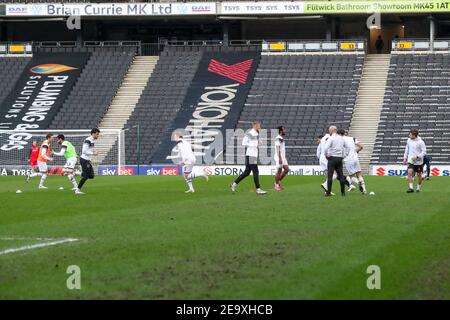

{"left": 0, "top": 129, "right": 125, "bottom": 175}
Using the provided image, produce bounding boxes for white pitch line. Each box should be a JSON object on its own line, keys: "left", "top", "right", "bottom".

{"left": 0, "top": 238, "right": 79, "bottom": 256}
{"left": 0, "top": 237, "right": 66, "bottom": 241}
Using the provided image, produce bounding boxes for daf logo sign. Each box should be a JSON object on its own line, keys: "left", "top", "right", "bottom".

{"left": 8, "top": 6, "right": 29, "bottom": 14}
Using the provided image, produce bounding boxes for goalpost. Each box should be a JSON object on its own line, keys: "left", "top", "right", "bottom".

{"left": 0, "top": 129, "right": 125, "bottom": 175}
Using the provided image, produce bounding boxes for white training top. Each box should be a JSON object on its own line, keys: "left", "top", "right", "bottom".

{"left": 404, "top": 137, "right": 427, "bottom": 165}
{"left": 319, "top": 134, "right": 330, "bottom": 157}
{"left": 242, "top": 128, "right": 259, "bottom": 158}
{"left": 81, "top": 136, "right": 95, "bottom": 161}
{"left": 323, "top": 134, "right": 351, "bottom": 158}
{"left": 344, "top": 136, "right": 359, "bottom": 160}
{"left": 274, "top": 134, "right": 286, "bottom": 160}
{"left": 176, "top": 138, "right": 196, "bottom": 164}
{"left": 316, "top": 144, "right": 321, "bottom": 160}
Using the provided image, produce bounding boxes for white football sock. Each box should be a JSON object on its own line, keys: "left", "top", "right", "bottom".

{"left": 184, "top": 176, "right": 193, "bottom": 190}
{"left": 68, "top": 174, "right": 78, "bottom": 189}
{"left": 346, "top": 176, "right": 352, "bottom": 185}
{"left": 358, "top": 177, "right": 366, "bottom": 192}
{"left": 409, "top": 182, "right": 413, "bottom": 189}
{"left": 352, "top": 177, "right": 359, "bottom": 184}
{"left": 39, "top": 174, "right": 47, "bottom": 187}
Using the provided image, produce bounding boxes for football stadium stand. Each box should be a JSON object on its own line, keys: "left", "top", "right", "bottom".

{"left": 0, "top": 57, "right": 31, "bottom": 108}
{"left": 94, "top": 55, "right": 159, "bottom": 165}
{"left": 3, "top": 42, "right": 450, "bottom": 168}
{"left": 371, "top": 53, "right": 450, "bottom": 165}
{"left": 234, "top": 53, "right": 364, "bottom": 165}
{"left": 120, "top": 50, "right": 202, "bottom": 164}
{"left": 50, "top": 49, "right": 135, "bottom": 130}
{"left": 348, "top": 54, "right": 391, "bottom": 172}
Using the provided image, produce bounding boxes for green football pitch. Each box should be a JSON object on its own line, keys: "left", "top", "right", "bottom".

{"left": 0, "top": 175, "right": 448, "bottom": 299}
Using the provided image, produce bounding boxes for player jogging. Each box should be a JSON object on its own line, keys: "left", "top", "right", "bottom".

{"left": 319, "top": 126, "right": 337, "bottom": 194}
{"left": 230, "top": 121, "right": 267, "bottom": 195}
{"left": 53, "top": 134, "right": 79, "bottom": 190}
{"left": 343, "top": 131, "right": 367, "bottom": 194}
{"left": 75, "top": 128, "right": 100, "bottom": 195}
{"left": 274, "top": 126, "right": 289, "bottom": 190}
{"left": 26, "top": 134, "right": 53, "bottom": 189}
{"left": 28, "top": 141, "right": 39, "bottom": 173}
{"left": 404, "top": 129, "right": 427, "bottom": 193}
{"left": 174, "top": 132, "right": 208, "bottom": 193}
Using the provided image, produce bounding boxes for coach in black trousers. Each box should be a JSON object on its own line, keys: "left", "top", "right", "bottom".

{"left": 423, "top": 154, "right": 432, "bottom": 179}
{"left": 323, "top": 128, "right": 351, "bottom": 197}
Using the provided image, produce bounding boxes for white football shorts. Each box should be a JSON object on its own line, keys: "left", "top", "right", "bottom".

{"left": 64, "top": 157, "right": 77, "bottom": 170}
{"left": 37, "top": 160, "right": 48, "bottom": 173}
{"left": 345, "top": 156, "right": 362, "bottom": 175}
{"left": 274, "top": 156, "right": 289, "bottom": 169}
{"left": 183, "top": 162, "right": 195, "bottom": 174}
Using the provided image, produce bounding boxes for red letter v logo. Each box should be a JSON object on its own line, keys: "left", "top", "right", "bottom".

{"left": 208, "top": 59, "right": 254, "bottom": 84}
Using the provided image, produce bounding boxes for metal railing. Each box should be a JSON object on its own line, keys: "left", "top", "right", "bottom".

{"left": 84, "top": 40, "right": 140, "bottom": 47}
{"left": 141, "top": 43, "right": 163, "bottom": 56}
{"left": 1, "top": 39, "right": 369, "bottom": 56}
{"left": 31, "top": 40, "right": 140, "bottom": 54}
{"left": 158, "top": 39, "right": 224, "bottom": 46}
{"left": 0, "top": 42, "right": 32, "bottom": 55}
{"left": 392, "top": 38, "right": 450, "bottom": 52}
{"left": 262, "top": 39, "right": 366, "bottom": 53}
{"left": 33, "top": 41, "right": 77, "bottom": 48}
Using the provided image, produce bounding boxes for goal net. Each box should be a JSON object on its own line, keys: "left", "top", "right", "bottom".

{"left": 0, "top": 129, "right": 125, "bottom": 174}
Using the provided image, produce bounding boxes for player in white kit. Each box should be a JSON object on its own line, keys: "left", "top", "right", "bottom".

{"left": 174, "top": 132, "right": 208, "bottom": 193}
{"left": 318, "top": 126, "right": 337, "bottom": 194}
{"left": 274, "top": 126, "right": 289, "bottom": 190}
{"left": 343, "top": 131, "right": 367, "bottom": 194}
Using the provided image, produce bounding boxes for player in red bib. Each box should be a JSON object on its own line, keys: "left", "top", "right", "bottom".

{"left": 28, "top": 141, "right": 39, "bottom": 172}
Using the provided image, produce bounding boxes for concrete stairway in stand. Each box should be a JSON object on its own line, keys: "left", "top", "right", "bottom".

{"left": 93, "top": 56, "right": 159, "bottom": 165}
{"left": 348, "top": 54, "right": 391, "bottom": 173}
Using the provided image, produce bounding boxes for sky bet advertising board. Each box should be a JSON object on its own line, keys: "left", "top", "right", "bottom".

{"left": 96, "top": 165, "right": 450, "bottom": 176}
{"left": 97, "top": 165, "right": 327, "bottom": 176}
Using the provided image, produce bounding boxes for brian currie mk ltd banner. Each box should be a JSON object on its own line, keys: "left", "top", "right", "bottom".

{"left": 5, "top": 3, "right": 216, "bottom": 16}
